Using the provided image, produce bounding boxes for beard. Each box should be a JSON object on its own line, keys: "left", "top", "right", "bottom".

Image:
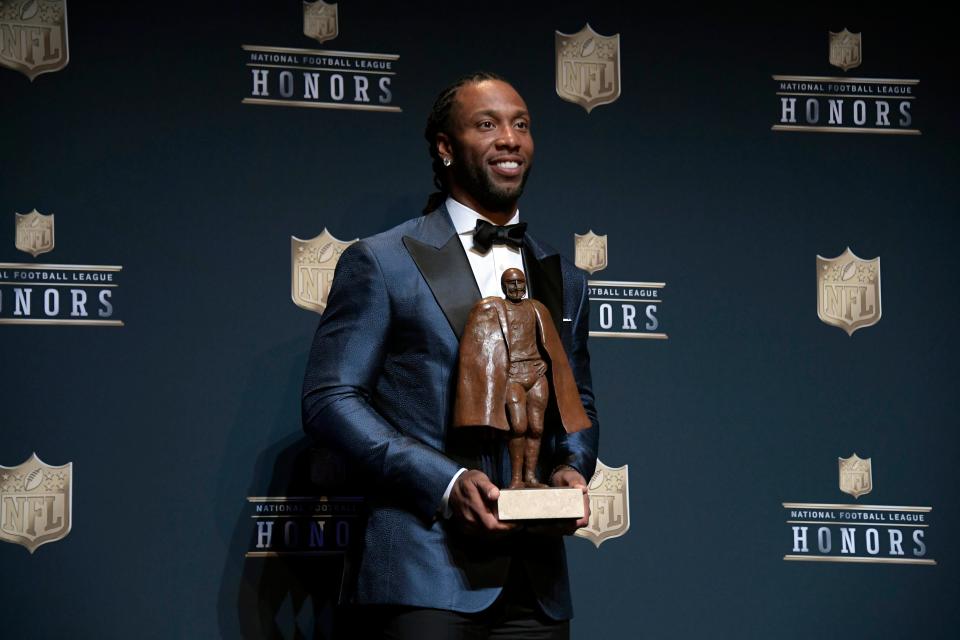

{"left": 456, "top": 161, "right": 532, "bottom": 212}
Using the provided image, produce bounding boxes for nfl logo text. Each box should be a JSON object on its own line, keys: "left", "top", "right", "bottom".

{"left": 0, "top": 0, "right": 69, "bottom": 81}
{"left": 784, "top": 504, "right": 933, "bottom": 565}
{"left": 555, "top": 23, "right": 621, "bottom": 113}
{"left": 0, "top": 453, "right": 72, "bottom": 553}
{"left": 0, "top": 263, "right": 122, "bottom": 326}
{"left": 243, "top": 46, "right": 399, "bottom": 112}
{"left": 588, "top": 281, "right": 665, "bottom": 339}
{"left": 575, "top": 459, "right": 630, "bottom": 547}
{"left": 817, "top": 248, "right": 880, "bottom": 335}
{"left": 291, "top": 229, "right": 357, "bottom": 314}
{"left": 246, "top": 496, "right": 363, "bottom": 557}
{"left": 772, "top": 30, "right": 919, "bottom": 135}
{"left": 242, "top": 5, "right": 400, "bottom": 113}
{"left": 782, "top": 455, "right": 935, "bottom": 566}
{"left": 2, "top": 210, "right": 123, "bottom": 327}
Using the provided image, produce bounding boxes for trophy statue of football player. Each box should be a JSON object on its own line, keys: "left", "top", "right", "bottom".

{"left": 454, "top": 268, "right": 591, "bottom": 489}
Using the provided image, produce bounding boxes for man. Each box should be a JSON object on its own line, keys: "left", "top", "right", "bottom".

{"left": 302, "top": 72, "right": 599, "bottom": 638}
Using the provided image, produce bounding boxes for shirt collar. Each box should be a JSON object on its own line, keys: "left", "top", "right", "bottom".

{"left": 446, "top": 196, "right": 520, "bottom": 235}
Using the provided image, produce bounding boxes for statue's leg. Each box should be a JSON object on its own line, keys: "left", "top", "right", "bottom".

{"left": 505, "top": 381, "right": 528, "bottom": 489}
{"left": 523, "top": 376, "right": 549, "bottom": 488}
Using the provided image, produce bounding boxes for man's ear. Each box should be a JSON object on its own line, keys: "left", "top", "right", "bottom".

{"left": 436, "top": 132, "right": 453, "bottom": 161}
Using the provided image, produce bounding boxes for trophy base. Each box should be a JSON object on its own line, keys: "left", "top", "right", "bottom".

{"left": 497, "top": 487, "right": 584, "bottom": 521}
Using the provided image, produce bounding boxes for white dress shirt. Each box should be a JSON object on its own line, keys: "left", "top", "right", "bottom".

{"left": 445, "top": 196, "right": 527, "bottom": 299}
{"left": 440, "top": 196, "right": 527, "bottom": 517}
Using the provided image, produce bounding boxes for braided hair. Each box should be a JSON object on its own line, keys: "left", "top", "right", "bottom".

{"left": 422, "top": 71, "right": 505, "bottom": 214}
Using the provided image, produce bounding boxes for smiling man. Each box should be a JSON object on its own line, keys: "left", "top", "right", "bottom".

{"left": 435, "top": 78, "right": 533, "bottom": 223}
{"left": 302, "top": 72, "right": 599, "bottom": 638}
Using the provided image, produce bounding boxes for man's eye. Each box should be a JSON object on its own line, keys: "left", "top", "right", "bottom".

{"left": 515, "top": 121, "right": 529, "bottom": 130}
{"left": 479, "top": 121, "right": 494, "bottom": 129}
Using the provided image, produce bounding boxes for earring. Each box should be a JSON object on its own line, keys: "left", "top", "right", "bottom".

{"left": 442, "top": 157, "right": 452, "bottom": 167}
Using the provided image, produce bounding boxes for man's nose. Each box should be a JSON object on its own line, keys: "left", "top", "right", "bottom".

{"left": 495, "top": 126, "right": 520, "bottom": 150}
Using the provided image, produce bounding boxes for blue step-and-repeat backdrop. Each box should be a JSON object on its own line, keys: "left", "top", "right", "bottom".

{"left": 2, "top": 2, "right": 957, "bottom": 637}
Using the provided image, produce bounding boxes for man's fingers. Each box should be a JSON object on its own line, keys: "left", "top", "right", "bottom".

{"left": 449, "top": 469, "right": 519, "bottom": 534}
{"left": 454, "top": 470, "right": 486, "bottom": 506}
{"left": 470, "top": 475, "right": 499, "bottom": 503}
{"left": 576, "top": 499, "right": 590, "bottom": 528}
{"left": 462, "top": 499, "right": 514, "bottom": 533}
{"left": 576, "top": 490, "right": 590, "bottom": 528}
{"left": 479, "top": 510, "right": 513, "bottom": 532}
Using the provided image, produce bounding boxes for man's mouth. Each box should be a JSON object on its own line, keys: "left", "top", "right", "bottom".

{"left": 489, "top": 157, "right": 523, "bottom": 177}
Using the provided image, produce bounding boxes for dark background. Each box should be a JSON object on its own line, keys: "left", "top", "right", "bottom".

{"left": 1, "top": 2, "right": 957, "bottom": 637}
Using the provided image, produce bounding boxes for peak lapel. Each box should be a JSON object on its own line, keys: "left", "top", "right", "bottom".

{"left": 402, "top": 207, "right": 481, "bottom": 340}
{"left": 523, "top": 235, "right": 563, "bottom": 336}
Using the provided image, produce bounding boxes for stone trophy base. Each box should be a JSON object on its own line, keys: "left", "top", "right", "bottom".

{"left": 497, "top": 487, "right": 584, "bottom": 521}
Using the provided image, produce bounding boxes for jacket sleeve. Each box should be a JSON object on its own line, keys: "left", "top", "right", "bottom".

{"left": 301, "top": 240, "right": 461, "bottom": 522}
{"left": 553, "top": 271, "right": 600, "bottom": 480}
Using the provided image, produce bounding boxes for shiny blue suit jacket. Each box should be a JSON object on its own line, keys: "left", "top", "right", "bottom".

{"left": 301, "top": 205, "right": 599, "bottom": 620}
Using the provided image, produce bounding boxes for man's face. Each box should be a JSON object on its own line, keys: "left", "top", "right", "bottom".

{"left": 440, "top": 80, "right": 534, "bottom": 212}
{"left": 501, "top": 270, "right": 527, "bottom": 302}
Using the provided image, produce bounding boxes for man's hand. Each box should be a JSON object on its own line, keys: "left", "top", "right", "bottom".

{"left": 552, "top": 467, "right": 590, "bottom": 531}
{"left": 448, "top": 469, "right": 517, "bottom": 535}
{"left": 525, "top": 466, "right": 591, "bottom": 536}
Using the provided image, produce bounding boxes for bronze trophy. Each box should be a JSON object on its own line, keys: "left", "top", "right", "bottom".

{"left": 453, "top": 268, "right": 592, "bottom": 520}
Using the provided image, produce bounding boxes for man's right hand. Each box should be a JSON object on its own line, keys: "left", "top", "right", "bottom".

{"left": 448, "top": 469, "right": 516, "bottom": 534}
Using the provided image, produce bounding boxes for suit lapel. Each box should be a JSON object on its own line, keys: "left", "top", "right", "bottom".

{"left": 402, "top": 207, "right": 481, "bottom": 341}
{"left": 402, "top": 208, "right": 566, "bottom": 341}
{"left": 523, "top": 237, "right": 563, "bottom": 336}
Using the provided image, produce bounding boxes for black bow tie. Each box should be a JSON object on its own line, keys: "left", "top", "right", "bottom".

{"left": 472, "top": 219, "right": 527, "bottom": 253}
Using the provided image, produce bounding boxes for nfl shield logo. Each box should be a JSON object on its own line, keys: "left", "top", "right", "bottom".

{"left": 829, "top": 29, "right": 862, "bottom": 71}
{"left": 575, "top": 459, "right": 629, "bottom": 547}
{"left": 291, "top": 228, "right": 357, "bottom": 314}
{"left": 303, "top": 0, "right": 338, "bottom": 44}
{"left": 839, "top": 454, "right": 872, "bottom": 499}
{"left": 817, "top": 247, "right": 881, "bottom": 336}
{"left": 555, "top": 24, "right": 621, "bottom": 113}
{"left": 574, "top": 230, "right": 608, "bottom": 274}
{"left": 0, "top": 453, "right": 72, "bottom": 553}
{"left": 15, "top": 209, "right": 55, "bottom": 257}
{"left": 0, "top": 0, "right": 69, "bottom": 81}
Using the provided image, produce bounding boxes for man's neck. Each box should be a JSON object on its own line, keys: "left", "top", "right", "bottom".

{"left": 449, "top": 189, "right": 517, "bottom": 226}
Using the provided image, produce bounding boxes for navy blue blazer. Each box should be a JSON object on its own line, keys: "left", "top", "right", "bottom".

{"left": 301, "top": 205, "right": 599, "bottom": 619}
